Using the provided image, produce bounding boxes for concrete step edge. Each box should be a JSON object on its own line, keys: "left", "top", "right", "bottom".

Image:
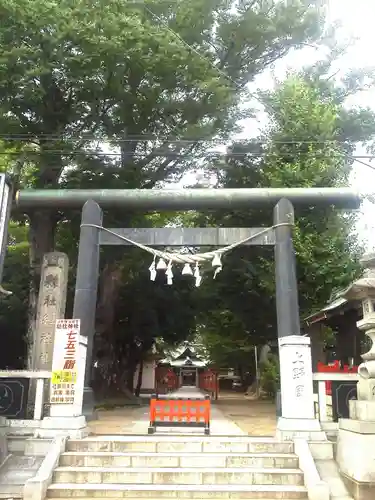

{"left": 26, "top": 437, "right": 53, "bottom": 441}
{"left": 70, "top": 436, "right": 286, "bottom": 443}
{"left": 47, "top": 483, "right": 307, "bottom": 492}
{"left": 0, "top": 484, "right": 23, "bottom": 491}
{"left": 54, "top": 466, "right": 302, "bottom": 474}
{"left": 61, "top": 451, "right": 297, "bottom": 458}
{"left": 0, "top": 484, "right": 23, "bottom": 499}
{"left": 7, "top": 434, "right": 34, "bottom": 439}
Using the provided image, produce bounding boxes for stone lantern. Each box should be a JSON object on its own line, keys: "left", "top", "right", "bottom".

{"left": 341, "top": 253, "right": 375, "bottom": 404}
{"left": 336, "top": 253, "right": 375, "bottom": 500}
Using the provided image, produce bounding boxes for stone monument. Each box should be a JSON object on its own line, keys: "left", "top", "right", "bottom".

{"left": 276, "top": 335, "right": 326, "bottom": 441}
{"left": 336, "top": 253, "right": 375, "bottom": 500}
{"left": 29, "top": 252, "right": 69, "bottom": 410}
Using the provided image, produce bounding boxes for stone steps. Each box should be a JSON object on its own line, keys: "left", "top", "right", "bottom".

{"left": 53, "top": 466, "right": 304, "bottom": 485}
{"left": 47, "top": 483, "right": 308, "bottom": 499}
{"left": 7, "top": 435, "right": 52, "bottom": 456}
{"left": 66, "top": 436, "right": 294, "bottom": 454}
{"left": 46, "top": 436, "right": 307, "bottom": 499}
{"left": 60, "top": 451, "right": 299, "bottom": 468}
{"left": 7, "top": 435, "right": 31, "bottom": 454}
{"left": 0, "top": 453, "right": 44, "bottom": 499}
{"left": 0, "top": 483, "right": 23, "bottom": 499}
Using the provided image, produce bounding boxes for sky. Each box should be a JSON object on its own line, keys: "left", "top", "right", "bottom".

{"left": 328, "top": 0, "right": 375, "bottom": 251}
{"left": 173, "top": 0, "right": 375, "bottom": 251}
{"left": 275, "top": 0, "right": 375, "bottom": 251}
{"left": 251, "top": 0, "right": 375, "bottom": 251}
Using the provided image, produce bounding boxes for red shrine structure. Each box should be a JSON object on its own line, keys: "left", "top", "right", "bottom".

{"left": 154, "top": 343, "right": 218, "bottom": 399}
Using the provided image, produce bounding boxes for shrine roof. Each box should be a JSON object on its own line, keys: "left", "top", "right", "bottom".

{"left": 168, "top": 357, "right": 207, "bottom": 368}
{"left": 159, "top": 341, "right": 209, "bottom": 366}
{"left": 304, "top": 296, "right": 359, "bottom": 326}
{"left": 305, "top": 258, "right": 375, "bottom": 327}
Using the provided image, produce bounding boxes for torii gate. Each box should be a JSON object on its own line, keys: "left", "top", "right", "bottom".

{"left": 0, "top": 177, "right": 364, "bottom": 439}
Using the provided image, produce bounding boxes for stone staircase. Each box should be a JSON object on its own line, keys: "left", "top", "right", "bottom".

{"left": 46, "top": 435, "right": 308, "bottom": 499}
{"left": 0, "top": 435, "right": 52, "bottom": 499}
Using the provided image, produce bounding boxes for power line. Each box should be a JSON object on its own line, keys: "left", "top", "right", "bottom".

{"left": 0, "top": 134, "right": 368, "bottom": 145}
{"left": 344, "top": 154, "right": 375, "bottom": 172}
{"left": 138, "top": 4, "right": 375, "bottom": 178}
{"left": 0, "top": 149, "right": 374, "bottom": 161}
{"left": 0, "top": 2, "right": 372, "bottom": 181}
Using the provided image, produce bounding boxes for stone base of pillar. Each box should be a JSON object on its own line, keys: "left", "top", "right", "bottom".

{"left": 276, "top": 417, "right": 327, "bottom": 441}
{"left": 36, "top": 416, "right": 89, "bottom": 439}
{"left": 350, "top": 399, "right": 375, "bottom": 421}
{"left": 341, "top": 472, "right": 375, "bottom": 500}
{"left": 337, "top": 419, "right": 375, "bottom": 500}
{"left": 82, "top": 387, "right": 98, "bottom": 421}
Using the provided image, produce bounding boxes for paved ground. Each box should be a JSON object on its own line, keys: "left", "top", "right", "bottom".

{"left": 216, "top": 392, "right": 276, "bottom": 436}
{"left": 168, "top": 386, "right": 207, "bottom": 398}
{"left": 88, "top": 405, "right": 145, "bottom": 435}
{"left": 88, "top": 390, "right": 276, "bottom": 436}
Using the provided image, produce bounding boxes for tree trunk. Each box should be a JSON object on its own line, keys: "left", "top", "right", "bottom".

{"left": 238, "top": 364, "right": 245, "bottom": 387}
{"left": 94, "top": 262, "right": 123, "bottom": 399}
{"left": 134, "top": 358, "right": 144, "bottom": 397}
{"left": 27, "top": 210, "right": 57, "bottom": 369}
{"left": 96, "top": 263, "right": 122, "bottom": 335}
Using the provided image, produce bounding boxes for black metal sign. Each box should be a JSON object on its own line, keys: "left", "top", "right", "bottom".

{"left": 331, "top": 381, "right": 357, "bottom": 422}
{"left": 0, "top": 378, "right": 29, "bottom": 419}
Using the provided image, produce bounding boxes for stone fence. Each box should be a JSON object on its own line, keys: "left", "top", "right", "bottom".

{"left": 312, "top": 372, "right": 358, "bottom": 433}
{"left": 0, "top": 370, "right": 51, "bottom": 422}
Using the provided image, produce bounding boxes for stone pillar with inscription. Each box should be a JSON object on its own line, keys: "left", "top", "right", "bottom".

{"left": 276, "top": 336, "right": 326, "bottom": 440}
{"left": 337, "top": 254, "right": 375, "bottom": 500}
{"left": 30, "top": 252, "right": 69, "bottom": 410}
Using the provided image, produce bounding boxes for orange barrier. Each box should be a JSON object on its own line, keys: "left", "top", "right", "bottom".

{"left": 148, "top": 394, "right": 210, "bottom": 435}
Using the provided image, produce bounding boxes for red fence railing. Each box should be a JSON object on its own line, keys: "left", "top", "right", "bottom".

{"left": 155, "top": 367, "right": 179, "bottom": 393}
{"left": 317, "top": 361, "right": 358, "bottom": 395}
{"left": 199, "top": 369, "right": 218, "bottom": 400}
{"left": 148, "top": 394, "right": 210, "bottom": 435}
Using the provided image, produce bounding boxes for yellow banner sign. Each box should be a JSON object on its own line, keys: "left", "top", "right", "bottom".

{"left": 52, "top": 370, "right": 77, "bottom": 384}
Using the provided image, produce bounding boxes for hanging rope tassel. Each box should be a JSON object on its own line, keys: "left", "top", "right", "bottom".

{"left": 212, "top": 253, "right": 222, "bottom": 279}
{"left": 182, "top": 263, "right": 193, "bottom": 276}
{"left": 156, "top": 258, "right": 167, "bottom": 270}
{"left": 149, "top": 256, "right": 157, "bottom": 281}
{"left": 194, "top": 263, "right": 202, "bottom": 287}
{"left": 166, "top": 260, "right": 173, "bottom": 285}
{"left": 81, "top": 223, "right": 291, "bottom": 285}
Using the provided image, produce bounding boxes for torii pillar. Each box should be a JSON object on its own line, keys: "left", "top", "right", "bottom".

{"left": 274, "top": 199, "right": 325, "bottom": 441}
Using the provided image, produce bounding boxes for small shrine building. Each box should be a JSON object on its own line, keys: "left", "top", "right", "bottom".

{"left": 158, "top": 343, "right": 209, "bottom": 388}
{"left": 304, "top": 292, "right": 365, "bottom": 369}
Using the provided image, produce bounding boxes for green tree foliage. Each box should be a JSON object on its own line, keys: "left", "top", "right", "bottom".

{"left": 259, "top": 354, "right": 280, "bottom": 397}
{"left": 0, "top": 0, "right": 329, "bottom": 379}
{"left": 0, "top": 223, "right": 29, "bottom": 368}
{"left": 196, "top": 73, "right": 373, "bottom": 367}
{"left": 196, "top": 310, "right": 255, "bottom": 370}
{"left": 257, "top": 77, "right": 364, "bottom": 312}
